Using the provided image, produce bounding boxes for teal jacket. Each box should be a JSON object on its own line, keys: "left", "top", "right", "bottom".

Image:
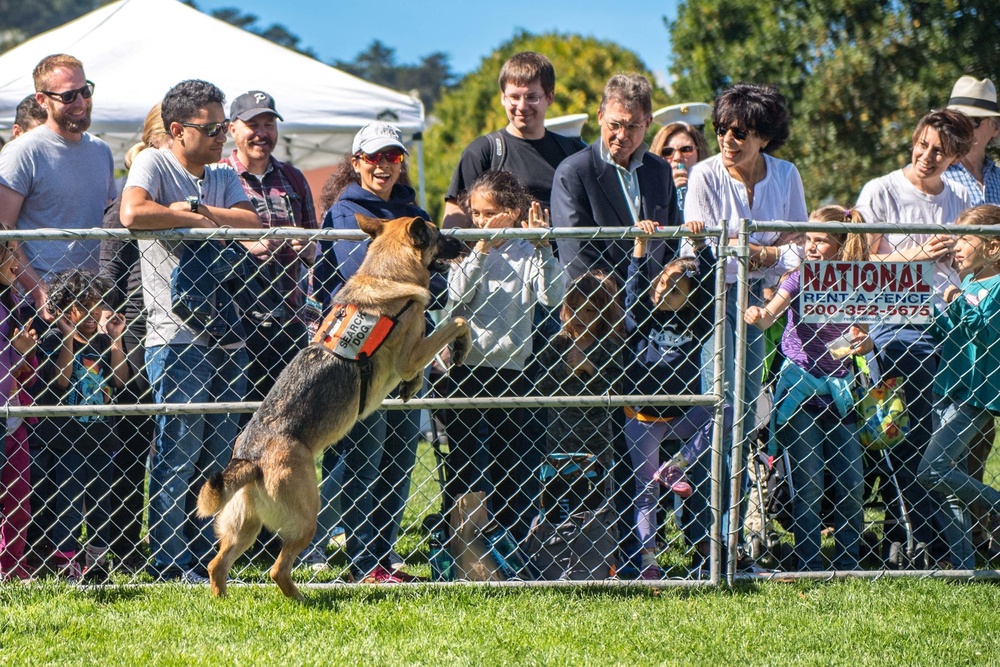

{"left": 931, "top": 273, "right": 1000, "bottom": 412}
{"left": 768, "top": 358, "right": 855, "bottom": 455}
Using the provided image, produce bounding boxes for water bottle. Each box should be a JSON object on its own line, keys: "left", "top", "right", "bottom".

{"left": 423, "top": 514, "right": 454, "bottom": 582}
{"left": 675, "top": 162, "right": 688, "bottom": 211}
{"left": 479, "top": 520, "right": 526, "bottom": 580}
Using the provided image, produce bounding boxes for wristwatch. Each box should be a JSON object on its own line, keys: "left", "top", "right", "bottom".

{"left": 186, "top": 195, "right": 199, "bottom": 213}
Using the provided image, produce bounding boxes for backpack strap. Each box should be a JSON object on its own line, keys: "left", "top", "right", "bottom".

{"left": 277, "top": 160, "right": 310, "bottom": 204}
{"left": 486, "top": 130, "right": 507, "bottom": 171}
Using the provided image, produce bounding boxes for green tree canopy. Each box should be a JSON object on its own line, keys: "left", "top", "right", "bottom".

{"left": 422, "top": 30, "right": 667, "bottom": 221}
{"left": 333, "top": 40, "right": 455, "bottom": 112}
{"left": 669, "top": 0, "right": 1000, "bottom": 209}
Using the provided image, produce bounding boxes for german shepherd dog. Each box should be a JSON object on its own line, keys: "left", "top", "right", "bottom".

{"left": 197, "top": 214, "right": 470, "bottom": 599}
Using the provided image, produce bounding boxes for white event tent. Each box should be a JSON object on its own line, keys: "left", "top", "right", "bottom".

{"left": 0, "top": 0, "right": 426, "bottom": 174}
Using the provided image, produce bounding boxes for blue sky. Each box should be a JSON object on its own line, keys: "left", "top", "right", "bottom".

{"left": 198, "top": 0, "right": 682, "bottom": 86}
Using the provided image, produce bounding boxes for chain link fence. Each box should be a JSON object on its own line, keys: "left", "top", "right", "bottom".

{"left": 1, "top": 221, "right": 999, "bottom": 588}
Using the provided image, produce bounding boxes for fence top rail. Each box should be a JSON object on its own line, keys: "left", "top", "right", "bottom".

{"left": 7, "top": 221, "right": 998, "bottom": 241}
{"left": 0, "top": 226, "right": 725, "bottom": 242}
{"left": 1, "top": 393, "right": 720, "bottom": 418}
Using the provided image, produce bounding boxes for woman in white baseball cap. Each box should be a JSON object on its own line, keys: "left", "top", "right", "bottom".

{"left": 944, "top": 76, "right": 1000, "bottom": 205}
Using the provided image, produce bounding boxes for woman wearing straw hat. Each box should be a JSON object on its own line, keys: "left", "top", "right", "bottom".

{"left": 943, "top": 76, "right": 1000, "bottom": 205}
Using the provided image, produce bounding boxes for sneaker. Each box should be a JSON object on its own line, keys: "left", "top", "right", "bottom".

{"left": 613, "top": 563, "right": 641, "bottom": 580}
{"left": 56, "top": 558, "right": 82, "bottom": 582}
{"left": 386, "top": 550, "right": 405, "bottom": 570}
{"left": 360, "top": 565, "right": 408, "bottom": 584}
{"left": 181, "top": 568, "right": 210, "bottom": 584}
{"left": 654, "top": 464, "right": 693, "bottom": 499}
{"left": 640, "top": 564, "right": 664, "bottom": 581}
{"left": 83, "top": 561, "right": 111, "bottom": 584}
{"left": 300, "top": 546, "right": 330, "bottom": 572}
{"left": 114, "top": 554, "right": 148, "bottom": 575}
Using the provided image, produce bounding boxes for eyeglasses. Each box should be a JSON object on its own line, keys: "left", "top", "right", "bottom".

{"left": 503, "top": 94, "right": 544, "bottom": 106}
{"left": 355, "top": 150, "right": 405, "bottom": 165}
{"left": 179, "top": 120, "right": 230, "bottom": 137}
{"left": 972, "top": 117, "right": 984, "bottom": 129}
{"left": 604, "top": 118, "right": 647, "bottom": 134}
{"left": 715, "top": 124, "right": 750, "bottom": 141}
{"left": 40, "top": 80, "right": 95, "bottom": 104}
{"left": 662, "top": 145, "right": 696, "bottom": 158}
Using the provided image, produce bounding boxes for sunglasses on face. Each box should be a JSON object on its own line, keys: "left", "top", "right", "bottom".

{"left": 179, "top": 120, "right": 230, "bottom": 137}
{"left": 40, "top": 80, "right": 95, "bottom": 104}
{"left": 355, "top": 150, "right": 405, "bottom": 165}
{"left": 715, "top": 124, "right": 750, "bottom": 141}
{"left": 972, "top": 117, "right": 985, "bottom": 129}
{"left": 662, "top": 145, "right": 696, "bottom": 158}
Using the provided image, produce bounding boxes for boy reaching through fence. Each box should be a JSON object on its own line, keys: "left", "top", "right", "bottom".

{"left": 33, "top": 269, "right": 128, "bottom": 581}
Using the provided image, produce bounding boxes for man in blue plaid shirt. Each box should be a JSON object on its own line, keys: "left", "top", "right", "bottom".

{"left": 220, "top": 91, "right": 318, "bottom": 405}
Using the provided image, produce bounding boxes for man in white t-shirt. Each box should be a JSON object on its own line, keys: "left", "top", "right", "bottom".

{"left": 121, "top": 79, "right": 261, "bottom": 582}
{"left": 0, "top": 54, "right": 115, "bottom": 315}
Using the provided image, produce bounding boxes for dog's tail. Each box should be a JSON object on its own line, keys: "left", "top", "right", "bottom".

{"left": 196, "top": 458, "right": 262, "bottom": 518}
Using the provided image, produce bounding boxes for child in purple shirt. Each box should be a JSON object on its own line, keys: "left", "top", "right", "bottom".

{"left": 744, "top": 206, "right": 872, "bottom": 571}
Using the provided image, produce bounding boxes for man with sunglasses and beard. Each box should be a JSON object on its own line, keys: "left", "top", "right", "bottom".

{"left": 0, "top": 54, "right": 115, "bottom": 320}
{"left": 120, "top": 79, "right": 260, "bottom": 583}
{"left": 219, "top": 91, "right": 317, "bottom": 414}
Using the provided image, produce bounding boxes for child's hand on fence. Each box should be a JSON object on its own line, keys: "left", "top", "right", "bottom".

{"left": 743, "top": 305, "right": 767, "bottom": 326}
{"left": 634, "top": 220, "right": 658, "bottom": 257}
{"left": 683, "top": 221, "right": 706, "bottom": 249}
{"left": 918, "top": 234, "right": 956, "bottom": 262}
{"left": 105, "top": 313, "right": 126, "bottom": 339}
{"left": 11, "top": 327, "right": 37, "bottom": 357}
{"left": 943, "top": 284, "right": 962, "bottom": 303}
{"left": 525, "top": 201, "right": 550, "bottom": 247}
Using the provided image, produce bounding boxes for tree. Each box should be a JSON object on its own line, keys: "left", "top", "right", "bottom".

{"left": 0, "top": 0, "right": 115, "bottom": 53}
{"left": 668, "top": 0, "right": 1000, "bottom": 208}
{"left": 421, "top": 31, "right": 667, "bottom": 221}
{"left": 189, "top": 3, "right": 317, "bottom": 58}
{"left": 333, "top": 41, "right": 455, "bottom": 112}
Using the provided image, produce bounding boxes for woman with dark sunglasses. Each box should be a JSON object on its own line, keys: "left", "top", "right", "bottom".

{"left": 308, "top": 122, "right": 442, "bottom": 583}
{"left": 681, "top": 83, "right": 807, "bottom": 573}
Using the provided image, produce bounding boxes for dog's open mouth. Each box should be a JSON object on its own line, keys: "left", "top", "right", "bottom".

{"left": 430, "top": 234, "right": 463, "bottom": 273}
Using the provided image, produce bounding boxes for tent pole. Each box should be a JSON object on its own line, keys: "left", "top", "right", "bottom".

{"left": 414, "top": 131, "right": 427, "bottom": 213}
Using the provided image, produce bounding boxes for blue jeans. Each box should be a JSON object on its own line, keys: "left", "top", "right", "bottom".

{"left": 340, "top": 407, "right": 420, "bottom": 577}
{"left": 776, "top": 405, "right": 864, "bottom": 570}
{"left": 918, "top": 398, "right": 1000, "bottom": 569}
{"left": 146, "top": 344, "right": 248, "bottom": 573}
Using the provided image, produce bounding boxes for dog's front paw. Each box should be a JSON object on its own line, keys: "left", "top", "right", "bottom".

{"left": 451, "top": 318, "right": 472, "bottom": 366}
{"left": 399, "top": 375, "right": 423, "bottom": 402}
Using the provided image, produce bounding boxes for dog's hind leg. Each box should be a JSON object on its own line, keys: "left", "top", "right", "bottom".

{"left": 207, "top": 489, "right": 262, "bottom": 598}
{"left": 261, "top": 447, "right": 320, "bottom": 600}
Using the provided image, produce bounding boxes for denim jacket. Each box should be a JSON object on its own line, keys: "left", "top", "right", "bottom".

{"left": 170, "top": 241, "right": 251, "bottom": 346}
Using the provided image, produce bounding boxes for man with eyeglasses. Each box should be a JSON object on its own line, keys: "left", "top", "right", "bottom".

{"left": 120, "top": 79, "right": 260, "bottom": 583}
{"left": 551, "top": 73, "right": 678, "bottom": 288}
{"left": 443, "top": 51, "right": 584, "bottom": 230}
{"left": 0, "top": 54, "right": 116, "bottom": 318}
{"left": 219, "top": 91, "right": 317, "bottom": 416}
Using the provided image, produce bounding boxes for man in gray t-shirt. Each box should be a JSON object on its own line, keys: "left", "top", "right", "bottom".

{"left": 121, "top": 79, "right": 260, "bottom": 581}
{"left": 0, "top": 54, "right": 115, "bottom": 312}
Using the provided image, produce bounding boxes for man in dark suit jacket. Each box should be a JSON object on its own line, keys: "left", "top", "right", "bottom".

{"left": 551, "top": 73, "right": 680, "bottom": 287}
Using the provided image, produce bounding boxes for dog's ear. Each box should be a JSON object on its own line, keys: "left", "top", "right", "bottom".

{"left": 356, "top": 213, "right": 385, "bottom": 239}
{"left": 407, "top": 217, "right": 432, "bottom": 249}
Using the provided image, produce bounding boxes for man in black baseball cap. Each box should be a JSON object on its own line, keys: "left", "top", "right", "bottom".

{"left": 220, "top": 91, "right": 318, "bottom": 481}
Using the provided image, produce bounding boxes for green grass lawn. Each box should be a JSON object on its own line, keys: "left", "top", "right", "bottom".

{"left": 3, "top": 578, "right": 1000, "bottom": 666}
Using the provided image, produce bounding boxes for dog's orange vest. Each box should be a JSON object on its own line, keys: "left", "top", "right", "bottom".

{"left": 312, "top": 303, "right": 399, "bottom": 361}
